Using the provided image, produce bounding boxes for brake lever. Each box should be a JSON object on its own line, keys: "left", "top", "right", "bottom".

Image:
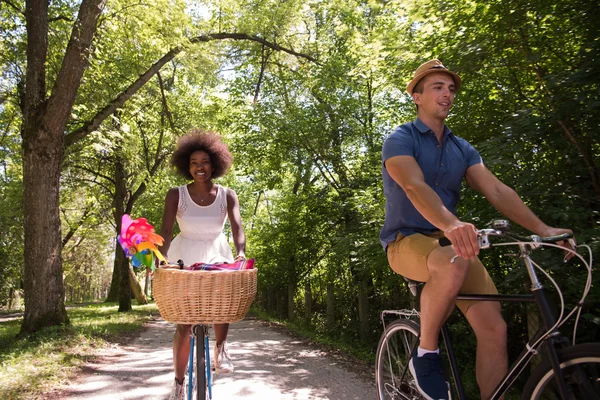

{"left": 562, "top": 238, "right": 578, "bottom": 263}
{"left": 449, "top": 229, "right": 501, "bottom": 263}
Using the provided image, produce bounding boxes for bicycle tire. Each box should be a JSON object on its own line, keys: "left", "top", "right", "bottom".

{"left": 521, "top": 342, "right": 600, "bottom": 400}
{"left": 376, "top": 319, "right": 423, "bottom": 400}
{"left": 196, "top": 326, "right": 207, "bottom": 400}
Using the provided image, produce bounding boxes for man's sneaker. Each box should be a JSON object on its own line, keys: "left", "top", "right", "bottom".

{"left": 169, "top": 378, "right": 185, "bottom": 400}
{"left": 408, "top": 351, "right": 451, "bottom": 400}
{"left": 214, "top": 341, "right": 234, "bottom": 373}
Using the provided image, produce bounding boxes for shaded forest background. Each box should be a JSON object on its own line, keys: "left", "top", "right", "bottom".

{"left": 1, "top": 0, "right": 598, "bottom": 395}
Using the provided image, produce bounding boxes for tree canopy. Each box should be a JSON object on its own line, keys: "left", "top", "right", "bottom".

{"left": 0, "top": 0, "right": 598, "bottom": 393}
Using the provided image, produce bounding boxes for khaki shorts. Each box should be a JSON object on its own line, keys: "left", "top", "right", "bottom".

{"left": 387, "top": 231, "right": 498, "bottom": 315}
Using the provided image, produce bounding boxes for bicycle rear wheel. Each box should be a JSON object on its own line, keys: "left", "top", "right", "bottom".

{"left": 522, "top": 342, "right": 600, "bottom": 400}
{"left": 375, "top": 319, "right": 423, "bottom": 400}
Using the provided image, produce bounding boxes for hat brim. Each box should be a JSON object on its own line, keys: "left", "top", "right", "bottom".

{"left": 406, "top": 69, "right": 462, "bottom": 95}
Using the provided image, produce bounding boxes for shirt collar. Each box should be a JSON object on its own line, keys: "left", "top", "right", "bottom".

{"left": 414, "top": 118, "right": 453, "bottom": 138}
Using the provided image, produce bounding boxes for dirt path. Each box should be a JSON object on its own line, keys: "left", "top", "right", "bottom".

{"left": 53, "top": 317, "right": 376, "bottom": 399}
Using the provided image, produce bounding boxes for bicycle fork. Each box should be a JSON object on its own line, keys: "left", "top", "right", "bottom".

{"left": 534, "top": 290, "right": 572, "bottom": 400}
{"left": 525, "top": 247, "right": 573, "bottom": 400}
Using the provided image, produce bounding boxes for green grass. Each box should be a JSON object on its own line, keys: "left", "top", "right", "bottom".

{"left": 0, "top": 302, "right": 159, "bottom": 400}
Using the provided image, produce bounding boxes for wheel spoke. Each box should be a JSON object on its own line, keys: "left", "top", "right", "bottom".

{"left": 376, "top": 320, "right": 422, "bottom": 400}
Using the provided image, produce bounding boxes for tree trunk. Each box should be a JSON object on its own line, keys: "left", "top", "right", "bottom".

{"left": 20, "top": 119, "right": 69, "bottom": 332}
{"left": 144, "top": 271, "right": 150, "bottom": 297}
{"left": 129, "top": 265, "right": 148, "bottom": 305}
{"left": 358, "top": 280, "right": 370, "bottom": 341}
{"left": 304, "top": 281, "right": 312, "bottom": 323}
{"left": 105, "top": 253, "right": 121, "bottom": 302}
{"left": 112, "top": 129, "right": 132, "bottom": 312}
{"left": 20, "top": 0, "right": 106, "bottom": 334}
{"left": 7, "top": 287, "right": 13, "bottom": 310}
{"left": 288, "top": 283, "right": 295, "bottom": 320}
{"left": 268, "top": 289, "right": 276, "bottom": 312}
{"left": 117, "top": 250, "right": 132, "bottom": 312}
{"left": 326, "top": 283, "right": 335, "bottom": 330}
{"left": 276, "top": 291, "right": 284, "bottom": 318}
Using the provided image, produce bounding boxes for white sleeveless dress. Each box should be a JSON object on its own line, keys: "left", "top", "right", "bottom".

{"left": 167, "top": 184, "right": 234, "bottom": 265}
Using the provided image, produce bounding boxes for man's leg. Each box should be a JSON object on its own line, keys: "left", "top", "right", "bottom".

{"left": 388, "top": 233, "right": 469, "bottom": 400}
{"left": 465, "top": 301, "right": 508, "bottom": 399}
{"left": 420, "top": 246, "right": 470, "bottom": 351}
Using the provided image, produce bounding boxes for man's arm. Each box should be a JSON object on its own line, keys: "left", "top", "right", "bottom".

{"left": 385, "top": 155, "right": 480, "bottom": 258}
{"left": 465, "top": 163, "right": 573, "bottom": 238}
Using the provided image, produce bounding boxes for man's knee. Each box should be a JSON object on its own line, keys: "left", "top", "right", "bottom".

{"left": 427, "top": 247, "right": 470, "bottom": 282}
{"left": 469, "top": 304, "right": 507, "bottom": 345}
{"left": 480, "top": 318, "right": 507, "bottom": 344}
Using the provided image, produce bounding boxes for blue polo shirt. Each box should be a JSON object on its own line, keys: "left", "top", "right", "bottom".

{"left": 380, "top": 118, "right": 482, "bottom": 250}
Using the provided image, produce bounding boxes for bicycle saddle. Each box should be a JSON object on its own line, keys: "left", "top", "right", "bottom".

{"left": 403, "top": 277, "right": 424, "bottom": 297}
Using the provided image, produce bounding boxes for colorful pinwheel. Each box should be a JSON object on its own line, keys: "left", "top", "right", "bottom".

{"left": 118, "top": 214, "right": 166, "bottom": 270}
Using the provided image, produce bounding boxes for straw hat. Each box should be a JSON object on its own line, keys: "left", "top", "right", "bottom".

{"left": 406, "top": 59, "right": 462, "bottom": 95}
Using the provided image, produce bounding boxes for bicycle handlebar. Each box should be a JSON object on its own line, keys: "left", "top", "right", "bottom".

{"left": 439, "top": 225, "right": 574, "bottom": 250}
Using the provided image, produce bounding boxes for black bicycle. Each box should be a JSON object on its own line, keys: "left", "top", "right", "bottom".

{"left": 375, "top": 220, "right": 599, "bottom": 399}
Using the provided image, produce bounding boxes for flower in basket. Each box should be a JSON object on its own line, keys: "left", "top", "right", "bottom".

{"left": 118, "top": 214, "right": 166, "bottom": 271}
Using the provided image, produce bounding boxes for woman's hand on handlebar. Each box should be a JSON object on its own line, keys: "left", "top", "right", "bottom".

{"left": 444, "top": 221, "right": 479, "bottom": 260}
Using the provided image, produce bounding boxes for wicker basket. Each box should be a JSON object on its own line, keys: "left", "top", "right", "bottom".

{"left": 153, "top": 268, "right": 257, "bottom": 325}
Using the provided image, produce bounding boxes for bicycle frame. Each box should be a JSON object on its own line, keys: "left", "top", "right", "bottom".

{"left": 407, "top": 242, "right": 573, "bottom": 400}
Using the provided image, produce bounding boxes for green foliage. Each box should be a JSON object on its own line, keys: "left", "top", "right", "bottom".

{"left": 0, "top": 0, "right": 598, "bottom": 392}
{"left": 0, "top": 97, "right": 23, "bottom": 309}
{"left": 209, "top": 0, "right": 599, "bottom": 392}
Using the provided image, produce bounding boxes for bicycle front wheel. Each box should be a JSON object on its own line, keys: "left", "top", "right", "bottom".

{"left": 375, "top": 319, "right": 422, "bottom": 400}
{"left": 195, "top": 326, "right": 207, "bottom": 400}
{"left": 522, "top": 342, "right": 600, "bottom": 400}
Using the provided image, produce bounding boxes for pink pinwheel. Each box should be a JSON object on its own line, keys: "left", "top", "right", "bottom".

{"left": 118, "top": 214, "right": 166, "bottom": 270}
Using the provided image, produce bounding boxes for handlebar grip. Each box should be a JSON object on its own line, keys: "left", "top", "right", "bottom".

{"left": 439, "top": 237, "right": 452, "bottom": 247}
{"left": 540, "top": 233, "right": 573, "bottom": 243}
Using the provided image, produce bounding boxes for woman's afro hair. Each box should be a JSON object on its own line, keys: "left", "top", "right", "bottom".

{"left": 171, "top": 129, "right": 233, "bottom": 180}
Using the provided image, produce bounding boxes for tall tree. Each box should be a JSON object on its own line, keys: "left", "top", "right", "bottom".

{"left": 20, "top": 0, "right": 106, "bottom": 333}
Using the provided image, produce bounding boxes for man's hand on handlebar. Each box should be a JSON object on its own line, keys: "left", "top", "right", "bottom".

{"left": 444, "top": 221, "right": 479, "bottom": 260}
{"left": 538, "top": 226, "right": 577, "bottom": 261}
{"left": 441, "top": 222, "right": 577, "bottom": 263}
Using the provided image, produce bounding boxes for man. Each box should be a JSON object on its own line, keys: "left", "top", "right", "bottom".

{"left": 380, "top": 59, "right": 572, "bottom": 400}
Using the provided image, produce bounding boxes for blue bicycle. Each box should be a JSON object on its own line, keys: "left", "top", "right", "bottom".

{"left": 186, "top": 324, "right": 212, "bottom": 400}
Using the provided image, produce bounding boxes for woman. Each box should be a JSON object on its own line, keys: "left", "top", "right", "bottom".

{"left": 158, "top": 130, "right": 246, "bottom": 400}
